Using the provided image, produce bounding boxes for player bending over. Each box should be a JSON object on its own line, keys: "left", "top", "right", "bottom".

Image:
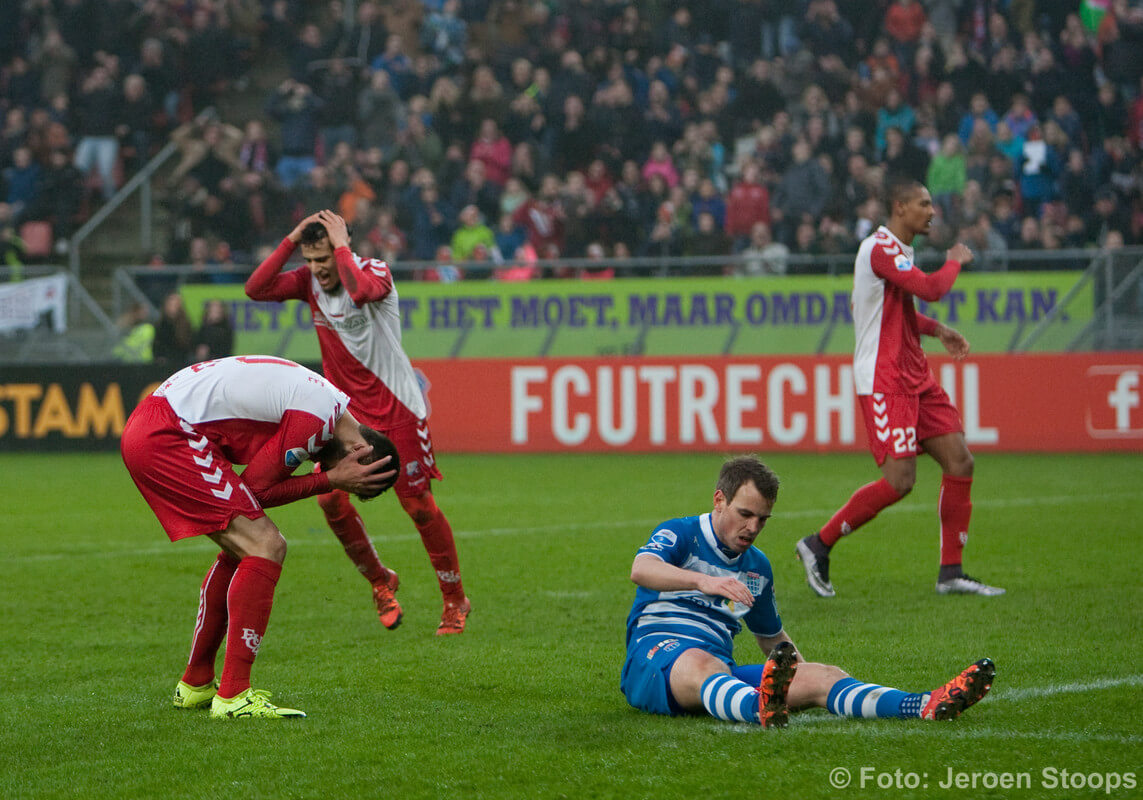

{"left": 122, "top": 356, "right": 398, "bottom": 719}
{"left": 621, "top": 456, "right": 995, "bottom": 728}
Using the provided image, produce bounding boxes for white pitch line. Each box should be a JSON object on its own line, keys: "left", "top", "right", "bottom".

{"left": 991, "top": 674, "right": 1143, "bottom": 702}
{"left": 3, "top": 490, "right": 1138, "bottom": 564}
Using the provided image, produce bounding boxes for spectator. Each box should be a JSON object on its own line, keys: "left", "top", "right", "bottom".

{"left": 875, "top": 88, "right": 916, "bottom": 154}
{"left": 409, "top": 179, "right": 454, "bottom": 261}
{"left": 3, "top": 146, "right": 41, "bottom": 221}
{"left": 578, "top": 241, "right": 615, "bottom": 280}
{"left": 266, "top": 79, "right": 324, "bottom": 190}
{"left": 738, "top": 220, "right": 789, "bottom": 276}
{"left": 883, "top": 126, "right": 930, "bottom": 184}
{"left": 690, "top": 176, "right": 727, "bottom": 230}
{"left": 469, "top": 118, "right": 512, "bottom": 187}
{"left": 801, "top": 0, "right": 856, "bottom": 63}
{"left": 884, "top": 0, "right": 927, "bottom": 67}
{"left": 511, "top": 174, "right": 566, "bottom": 256}
{"left": 641, "top": 140, "right": 679, "bottom": 189}
{"left": 289, "top": 23, "right": 330, "bottom": 83}
{"left": 365, "top": 206, "right": 407, "bottom": 261}
{"left": 168, "top": 113, "right": 243, "bottom": 192}
{"left": 153, "top": 291, "right": 193, "bottom": 368}
{"left": 927, "top": 134, "right": 966, "bottom": 218}
{"left": 113, "top": 303, "right": 155, "bottom": 363}
{"left": 957, "top": 91, "right": 999, "bottom": 144}
{"left": 72, "top": 65, "right": 122, "bottom": 200}
{"left": 192, "top": 299, "right": 234, "bottom": 362}
{"left": 315, "top": 57, "right": 361, "bottom": 153}
{"left": 118, "top": 74, "right": 160, "bottom": 174}
{"left": 357, "top": 69, "right": 403, "bottom": 154}
{"left": 450, "top": 204, "right": 496, "bottom": 262}
{"left": 684, "top": 210, "right": 732, "bottom": 273}
{"left": 1059, "top": 149, "right": 1096, "bottom": 216}
{"left": 237, "top": 120, "right": 277, "bottom": 179}
{"left": 338, "top": 0, "right": 389, "bottom": 65}
{"left": 421, "top": 0, "right": 467, "bottom": 69}
{"left": 1018, "top": 125, "right": 1061, "bottom": 213}
{"left": 462, "top": 65, "right": 508, "bottom": 131}
{"left": 451, "top": 158, "right": 501, "bottom": 223}
{"left": 772, "top": 139, "right": 831, "bottom": 245}
{"left": 32, "top": 28, "right": 77, "bottom": 107}
{"left": 26, "top": 148, "right": 83, "bottom": 252}
{"left": 549, "top": 94, "right": 597, "bottom": 176}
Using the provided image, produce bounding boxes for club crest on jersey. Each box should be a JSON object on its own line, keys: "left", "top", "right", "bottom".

{"left": 893, "top": 253, "right": 912, "bottom": 271}
{"left": 739, "top": 571, "right": 767, "bottom": 595}
{"left": 406, "top": 461, "right": 421, "bottom": 476}
{"left": 284, "top": 446, "right": 309, "bottom": 469}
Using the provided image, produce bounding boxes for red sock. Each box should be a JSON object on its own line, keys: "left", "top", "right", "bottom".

{"left": 402, "top": 494, "right": 465, "bottom": 600}
{"left": 218, "top": 556, "right": 282, "bottom": 699}
{"left": 182, "top": 552, "right": 240, "bottom": 687}
{"left": 318, "top": 490, "right": 387, "bottom": 584}
{"left": 938, "top": 475, "right": 972, "bottom": 566}
{"left": 820, "top": 478, "right": 904, "bottom": 547}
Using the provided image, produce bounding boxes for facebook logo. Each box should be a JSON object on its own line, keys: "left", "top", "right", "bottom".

{"left": 1108, "top": 372, "right": 1140, "bottom": 430}
{"left": 1086, "top": 367, "right": 1143, "bottom": 438}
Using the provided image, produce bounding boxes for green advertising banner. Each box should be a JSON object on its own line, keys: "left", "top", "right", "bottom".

{"left": 180, "top": 272, "right": 1091, "bottom": 360}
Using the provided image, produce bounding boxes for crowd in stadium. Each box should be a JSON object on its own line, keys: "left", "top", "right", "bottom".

{"left": 1, "top": 0, "right": 1141, "bottom": 277}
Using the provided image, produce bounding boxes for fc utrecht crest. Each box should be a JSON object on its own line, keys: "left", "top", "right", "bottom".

{"left": 285, "top": 446, "right": 309, "bottom": 469}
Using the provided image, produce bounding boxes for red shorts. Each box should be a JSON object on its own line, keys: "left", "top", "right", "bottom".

{"left": 859, "top": 383, "right": 963, "bottom": 466}
{"left": 384, "top": 417, "right": 443, "bottom": 498}
{"left": 121, "top": 396, "right": 264, "bottom": 541}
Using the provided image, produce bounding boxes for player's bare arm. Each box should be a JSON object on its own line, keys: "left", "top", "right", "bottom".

{"left": 630, "top": 553, "right": 755, "bottom": 607}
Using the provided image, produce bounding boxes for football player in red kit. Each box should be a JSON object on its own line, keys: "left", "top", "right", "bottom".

{"left": 246, "top": 210, "right": 471, "bottom": 634}
{"left": 797, "top": 179, "right": 1005, "bottom": 598}
{"left": 121, "top": 356, "right": 397, "bottom": 718}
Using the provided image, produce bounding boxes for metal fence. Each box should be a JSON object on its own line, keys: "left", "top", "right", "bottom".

{"left": 3, "top": 246, "right": 1141, "bottom": 365}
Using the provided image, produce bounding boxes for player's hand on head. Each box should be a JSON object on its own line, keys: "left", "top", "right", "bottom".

{"left": 946, "top": 243, "right": 974, "bottom": 266}
{"left": 325, "top": 447, "right": 398, "bottom": 499}
{"left": 317, "top": 209, "right": 350, "bottom": 248}
{"left": 287, "top": 211, "right": 325, "bottom": 243}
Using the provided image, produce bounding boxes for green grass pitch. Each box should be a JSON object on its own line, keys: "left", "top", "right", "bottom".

{"left": 1, "top": 451, "right": 1140, "bottom": 799}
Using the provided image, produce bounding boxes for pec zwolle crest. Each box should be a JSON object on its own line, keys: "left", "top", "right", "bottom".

{"left": 740, "top": 571, "right": 764, "bottom": 595}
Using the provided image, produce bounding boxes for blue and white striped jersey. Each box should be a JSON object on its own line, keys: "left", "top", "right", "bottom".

{"left": 625, "top": 512, "right": 783, "bottom": 661}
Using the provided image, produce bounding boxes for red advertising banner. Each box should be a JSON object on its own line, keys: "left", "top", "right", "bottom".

{"left": 416, "top": 353, "right": 1143, "bottom": 453}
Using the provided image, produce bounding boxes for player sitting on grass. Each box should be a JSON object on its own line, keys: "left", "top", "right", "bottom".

{"left": 621, "top": 456, "right": 995, "bottom": 727}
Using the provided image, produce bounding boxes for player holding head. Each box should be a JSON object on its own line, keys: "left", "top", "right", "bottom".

{"left": 796, "top": 177, "right": 1004, "bottom": 598}
{"left": 121, "top": 356, "right": 398, "bottom": 718}
{"left": 622, "top": 456, "right": 995, "bottom": 727}
{"left": 246, "top": 209, "right": 470, "bottom": 634}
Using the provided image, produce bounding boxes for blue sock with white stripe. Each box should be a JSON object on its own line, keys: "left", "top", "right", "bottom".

{"left": 826, "top": 677, "right": 927, "bottom": 718}
{"left": 700, "top": 673, "right": 761, "bottom": 724}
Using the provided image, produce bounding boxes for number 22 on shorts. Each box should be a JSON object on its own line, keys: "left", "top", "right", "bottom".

{"left": 892, "top": 427, "right": 917, "bottom": 455}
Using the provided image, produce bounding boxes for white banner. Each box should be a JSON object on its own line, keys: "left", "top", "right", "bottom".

{"left": 0, "top": 275, "right": 68, "bottom": 334}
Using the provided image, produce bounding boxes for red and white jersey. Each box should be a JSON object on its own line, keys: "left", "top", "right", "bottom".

{"left": 152, "top": 355, "right": 349, "bottom": 504}
{"left": 852, "top": 226, "right": 961, "bottom": 395}
{"left": 246, "top": 240, "right": 425, "bottom": 432}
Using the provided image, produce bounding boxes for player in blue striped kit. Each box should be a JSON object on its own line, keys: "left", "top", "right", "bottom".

{"left": 621, "top": 456, "right": 995, "bottom": 728}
